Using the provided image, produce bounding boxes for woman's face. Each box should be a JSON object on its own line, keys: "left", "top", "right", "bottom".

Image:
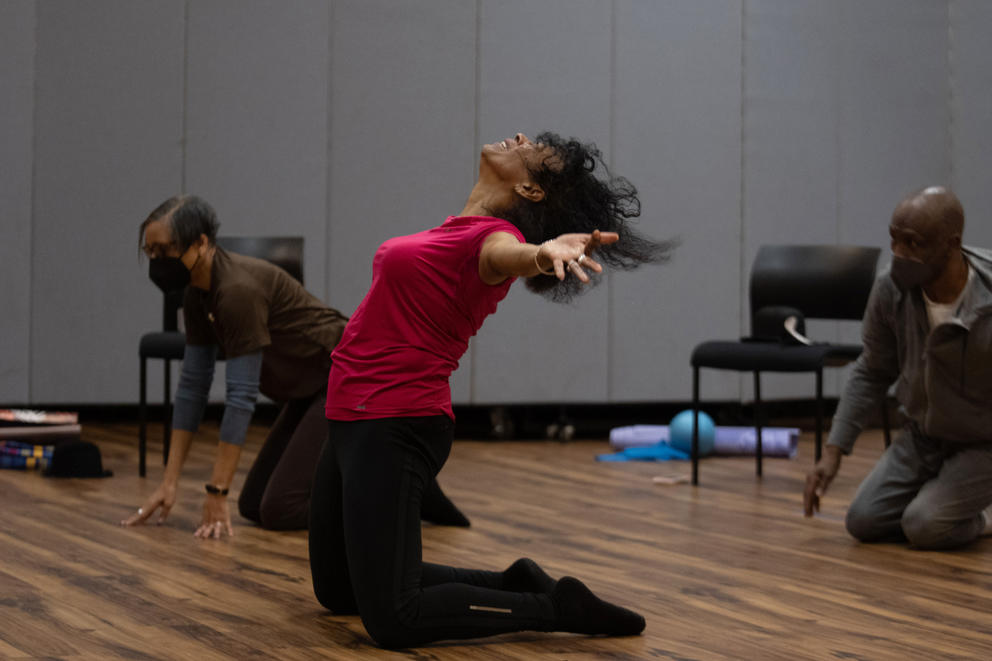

{"left": 479, "top": 133, "right": 552, "bottom": 188}
{"left": 142, "top": 219, "right": 183, "bottom": 259}
{"left": 142, "top": 218, "right": 201, "bottom": 269}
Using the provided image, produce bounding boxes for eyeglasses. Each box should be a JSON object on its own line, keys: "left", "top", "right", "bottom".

{"left": 141, "top": 242, "right": 181, "bottom": 259}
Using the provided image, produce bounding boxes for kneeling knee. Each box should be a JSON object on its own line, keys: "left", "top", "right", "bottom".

{"left": 312, "top": 583, "right": 358, "bottom": 615}
{"left": 361, "top": 603, "right": 421, "bottom": 649}
{"left": 845, "top": 503, "right": 883, "bottom": 542}
{"left": 900, "top": 503, "right": 949, "bottom": 549}
{"left": 258, "top": 496, "right": 308, "bottom": 531}
{"left": 237, "top": 493, "right": 260, "bottom": 525}
{"left": 363, "top": 616, "right": 412, "bottom": 650}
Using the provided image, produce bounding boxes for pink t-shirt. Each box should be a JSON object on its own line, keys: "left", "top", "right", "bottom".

{"left": 326, "top": 216, "right": 525, "bottom": 421}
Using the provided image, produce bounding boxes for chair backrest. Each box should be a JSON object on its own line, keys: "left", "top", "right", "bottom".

{"left": 217, "top": 236, "right": 304, "bottom": 284}
{"left": 749, "top": 244, "right": 881, "bottom": 335}
{"left": 157, "top": 236, "right": 305, "bottom": 332}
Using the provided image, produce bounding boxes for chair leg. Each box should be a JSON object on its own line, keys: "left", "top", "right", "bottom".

{"left": 881, "top": 396, "right": 892, "bottom": 448}
{"left": 815, "top": 369, "right": 823, "bottom": 462}
{"left": 163, "top": 360, "right": 172, "bottom": 465}
{"left": 692, "top": 366, "right": 700, "bottom": 486}
{"left": 139, "top": 357, "right": 147, "bottom": 477}
{"left": 754, "top": 372, "right": 763, "bottom": 478}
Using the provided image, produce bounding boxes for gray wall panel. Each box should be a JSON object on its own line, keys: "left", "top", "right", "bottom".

{"left": 951, "top": 0, "right": 992, "bottom": 249}
{"left": 473, "top": 0, "right": 612, "bottom": 403}
{"left": 836, "top": 0, "right": 950, "bottom": 251}
{"left": 833, "top": 0, "right": 950, "bottom": 392}
{"left": 745, "top": 1, "right": 842, "bottom": 254}
{"left": 611, "top": 0, "right": 743, "bottom": 402}
{"left": 31, "top": 0, "right": 184, "bottom": 403}
{"left": 185, "top": 0, "right": 330, "bottom": 401}
{"left": 185, "top": 0, "right": 330, "bottom": 300}
{"left": 326, "top": 0, "right": 477, "bottom": 401}
{"left": 11, "top": 0, "right": 992, "bottom": 407}
{"left": 0, "top": 1, "right": 35, "bottom": 404}
{"left": 743, "top": 1, "right": 948, "bottom": 402}
{"left": 743, "top": 1, "right": 845, "bottom": 400}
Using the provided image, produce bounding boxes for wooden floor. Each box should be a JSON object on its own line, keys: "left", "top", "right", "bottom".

{"left": 2, "top": 422, "right": 992, "bottom": 660}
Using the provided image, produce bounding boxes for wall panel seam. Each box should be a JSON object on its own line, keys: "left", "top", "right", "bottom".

{"left": 181, "top": 0, "right": 189, "bottom": 193}
{"left": 607, "top": 0, "right": 617, "bottom": 401}
{"left": 738, "top": 0, "right": 747, "bottom": 403}
{"left": 469, "top": 0, "right": 482, "bottom": 404}
{"left": 947, "top": 0, "right": 956, "bottom": 189}
{"left": 325, "top": 0, "right": 335, "bottom": 304}
{"left": 27, "top": 0, "right": 39, "bottom": 403}
{"left": 834, "top": 5, "right": 841, "bottom": 246}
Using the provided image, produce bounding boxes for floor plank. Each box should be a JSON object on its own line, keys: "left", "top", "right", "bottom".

{"left": 1, "top": 421, "right": 990, "bottom": 659}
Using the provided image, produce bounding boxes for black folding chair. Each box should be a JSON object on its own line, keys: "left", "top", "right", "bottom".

{"left": 138, "top": 288, "right": 184, "bottom": 477}
{"left": 689, "top": 244, "right": 891, "bottom": 485}
{"left": 137, "top": 237, "right": 303, "bottom": 475}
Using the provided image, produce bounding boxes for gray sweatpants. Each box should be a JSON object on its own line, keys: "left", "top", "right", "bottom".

{"left": 845, "top": 427, "right": 992, "bottom": 549}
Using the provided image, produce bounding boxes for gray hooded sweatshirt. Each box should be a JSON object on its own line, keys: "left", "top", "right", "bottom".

{"left": 828, "top": 246, "right": 992, "bottom": 454}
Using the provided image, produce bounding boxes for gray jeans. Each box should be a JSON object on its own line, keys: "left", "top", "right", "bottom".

{"left": 845, "top": 426, "right": 992, "bottom": 549}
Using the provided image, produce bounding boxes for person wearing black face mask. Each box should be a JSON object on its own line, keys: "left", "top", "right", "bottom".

{"left": 122, "top": 195, "right": 471, "bottom": 539}
{"left": 803, "top": 186, "right": 992, "bottom": 550}
{"left": 148, "top": 251, "right": 199, "bottom": 293}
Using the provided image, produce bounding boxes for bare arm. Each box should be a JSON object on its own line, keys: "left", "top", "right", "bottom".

{"left": 193, "top": 440, "right": 243, "bottom": 539}
{"left": 164, "top": 429, "right": 195, "bottom": 484}
{"left": 478, "top": 230, "right": 619, "bottom": 285}
{"left": 208, "top": 441, "right": 242, "bottom": 493}
{"left": 122, "top": 345, "right": 216, "bottom": 527}
{"left": 193, "top": 351, "right": 262, "bottom": 539}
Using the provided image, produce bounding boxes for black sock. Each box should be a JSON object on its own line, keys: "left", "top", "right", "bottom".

{"left": 551, "top": 576, "right": 645, "bottom": 636}
{"left": 502, "top": 558, "right": 557, "bottom": 593}
{"left": 420, "top": 479, "right": 471, "bottom": 527}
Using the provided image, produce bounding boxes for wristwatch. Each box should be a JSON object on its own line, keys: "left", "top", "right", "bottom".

{"left": 204, "top": 483, "right": 229, "bottom": 496}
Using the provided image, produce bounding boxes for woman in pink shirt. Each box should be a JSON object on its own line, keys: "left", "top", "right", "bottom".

{"left": 309, "top": 132, "right": 670, "bottom": 648}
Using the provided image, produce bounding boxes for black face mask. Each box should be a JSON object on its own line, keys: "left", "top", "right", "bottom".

{"left": 889, "top": 255, "right": 939, "bottom": 292}
{"left": 149, "top": 257, "right": 191, "bottom": 293}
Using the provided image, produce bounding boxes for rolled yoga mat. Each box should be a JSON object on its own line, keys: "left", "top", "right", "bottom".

{"left": 609, "top": 425, "right": 799, "bottom": 458}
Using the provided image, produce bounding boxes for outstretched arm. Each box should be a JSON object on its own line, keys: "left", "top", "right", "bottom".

{"left": 479, "top": 229, "right": 619, "bottom": 285}
{"left": 122, "top": 344, "right": 217, "bottom": 527}
{"left": 803, "top": 280, "right": 899, "bottom": 516}
{"left": 194, "top": 351, "right": 263, "bottom": 539}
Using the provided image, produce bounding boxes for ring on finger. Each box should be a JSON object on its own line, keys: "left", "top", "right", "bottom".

{"left": 577, "top": 254, "right": 587, "bottom": 265}
{"left": 137, "top": 507, "right": 143, "bottom": 515}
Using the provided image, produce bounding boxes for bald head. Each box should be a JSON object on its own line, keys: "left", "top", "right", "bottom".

{"left": 888, "top": 186, "right": 969, "bottom": 300}
{"left": 891, "top": 186, "right": 964, "bottom": 241}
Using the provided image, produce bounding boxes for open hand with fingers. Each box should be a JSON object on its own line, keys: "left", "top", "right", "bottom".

{"left": 536, "top": 229, "right": 619, "bottom": 282}
{"left": 120, "top": 481, "right": 177, "bottom": 527}
{"left": 803, "top": 445, "right": 843, "bottom": 516}
{"left": 194, "top": 493, "right": 234, "bottom": 539}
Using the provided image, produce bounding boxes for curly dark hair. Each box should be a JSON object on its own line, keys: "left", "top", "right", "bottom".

{"left": 494, "top": 132, "right": 676, "bottom": 302}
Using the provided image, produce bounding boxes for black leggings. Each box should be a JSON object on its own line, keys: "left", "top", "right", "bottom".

{"left": 238, "top": 389, "right": 326, "bottom": 530}
{"left": 309, "top": 416, "right": 556, "bottom": 648}
{"left": 238, "top": 395, "right": 463, "bottom": 532}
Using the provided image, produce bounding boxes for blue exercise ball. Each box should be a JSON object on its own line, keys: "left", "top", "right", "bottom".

{"left": 669, "top": 409, "right": 716, "bottom": 456}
